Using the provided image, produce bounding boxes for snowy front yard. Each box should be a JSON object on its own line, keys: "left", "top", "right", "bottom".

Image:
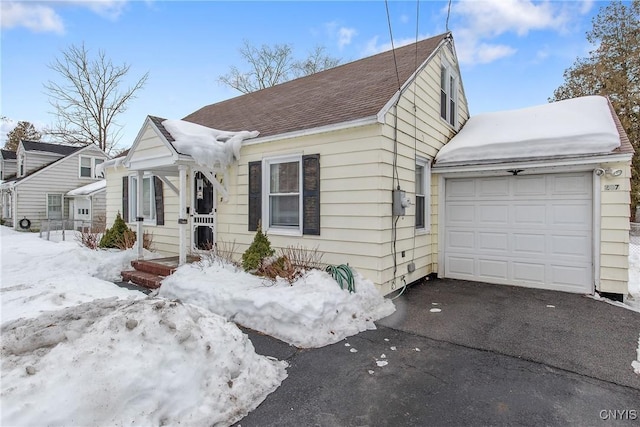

{"left": 0, "top": 226, "right": 393, "bottom": 426}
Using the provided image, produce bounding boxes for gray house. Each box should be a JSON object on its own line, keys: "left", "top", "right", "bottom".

{"left": 0, "top": 141, "right": 109, "bottom": 230}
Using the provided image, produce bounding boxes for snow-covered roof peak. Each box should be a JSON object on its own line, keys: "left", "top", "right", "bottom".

{"left": 162, "top": 119, "right": 259, "bottom": 169}
{"left": 435, "top": 95, "right": 621, "bottom": 166}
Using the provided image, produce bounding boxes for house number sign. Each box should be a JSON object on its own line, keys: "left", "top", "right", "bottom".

{"left": 604, "top": 184, "right": 620, "bottom": 191}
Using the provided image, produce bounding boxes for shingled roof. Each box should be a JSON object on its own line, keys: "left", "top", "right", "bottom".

{"left": 183, "top": 33, "right": 450, "bottom": 138}
{"left": 1, "top": 149, "right": 16, "bottom": 160}
{"left": 21, "top": 140, "right": 83, "bottom": 156}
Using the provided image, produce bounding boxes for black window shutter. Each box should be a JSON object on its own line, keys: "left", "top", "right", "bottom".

{"left": 302, "top": 154, "right": 320, "bottom": 235}
{"left": 248, "top": 161, "right": 262, "bottom": 231}
{"left": 154, "top": 176, "right": 164, "bottom": 226}
{"left": 122, "top": 176, "right": 129, "bottom": 222}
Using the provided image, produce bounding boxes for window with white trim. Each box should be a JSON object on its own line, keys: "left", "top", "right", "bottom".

{"left": 415, "top": 159, "right": 431, "bottom": 231}
{"left": 440, "top": 60, "right": 458, "bottom": 128}
{"left": 47, "top": 193, "right": 63, "bottom": 219}
{"left": 79, "top": 156, "right": 105, "bottom": 178}
{"left": 129, "top": 175, "right": 156, "bottom": 223}
{"left": 264, "top": 155, "right": 301, "bottom": 233}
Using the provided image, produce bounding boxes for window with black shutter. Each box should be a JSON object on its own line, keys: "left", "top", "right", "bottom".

{"left": 302, "top": 154, "right": 320, "bottom": 235}
{"left": 248, "top": 161, "right": 262, "bottom": 231}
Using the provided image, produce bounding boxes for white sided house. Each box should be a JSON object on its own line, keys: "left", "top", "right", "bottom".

{"left": 102, "top": 32, "right": 633, "bottom": 299}
{"left": 0, "top": 141, "right": 109, "bottom": 230}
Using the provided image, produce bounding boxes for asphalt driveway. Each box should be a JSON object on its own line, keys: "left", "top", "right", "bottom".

{"left": 235, "top": 279, "right": 640, "bottom": 426}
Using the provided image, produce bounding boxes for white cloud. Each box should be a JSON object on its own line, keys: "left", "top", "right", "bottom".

{"left": 0, "top": 2, "right": 65, "bottom": 34}
{"left": 338, "top": 27, "right": 357, "bottom": 49}
{"left": 449, "top": 0, "right": 593, "bottom": 65}
{"left": 0, "top": 0, "right": 130, "bottom": 33}
{"left": 325, "top": 21, "right": 358, "bottom": 49}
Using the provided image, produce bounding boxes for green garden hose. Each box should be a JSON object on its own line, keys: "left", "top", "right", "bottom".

{"left": 326, "top": 264, "right": 355, "bottom": 293}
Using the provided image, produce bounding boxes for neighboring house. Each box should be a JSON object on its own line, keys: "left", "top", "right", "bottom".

{"left": 1, "top": 149, "right": 17, "bottom": 181}
{"left": 0, "top": 140, "right": 109, "bottom": 230}
{"left": 66, "top": 180, "right": 107, "bottom": 227}
{"left": 101, "top": 31, "right": 632, "bottom": 299}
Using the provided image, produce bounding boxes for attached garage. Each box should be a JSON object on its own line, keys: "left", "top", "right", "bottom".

{"left": 443, "top": 173, "right": 593, "bottom": 293}
{"left": 433, "top": 96, "right": 634, "bottom": 297}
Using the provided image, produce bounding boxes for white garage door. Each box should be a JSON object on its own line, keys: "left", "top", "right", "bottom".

{"left": 444, "top": 173, "right": 593, "bottom": 293}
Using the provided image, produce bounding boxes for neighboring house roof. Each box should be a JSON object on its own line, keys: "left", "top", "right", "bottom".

{"left": 1, "top": 149, "right": 17, "bottom": 160}
{"left": 20, "top": 140, "right": 83, "bottom": 156}
{"left": 182, "top": 33, "right": 450, "bottom": 138}
{"left": 434, "top": 96, "right": 633, "bottom": 166}
{"left": 66, "top": 179, "right": 106, "bottom": 197}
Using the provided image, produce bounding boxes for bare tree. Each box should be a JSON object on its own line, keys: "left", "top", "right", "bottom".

{"left": 5, "top": 121, "right": 42, "bottom": 151}
{"left": 551, "top": 0, "right": 639, "bottom": 218}
{"left": 292, "top": 45, "right": 341, "bottom": 78}
{"left": 44, "top": 43, "right": 149, "bottom": 153}
{"left": 219, "top": 41, "right": 340, "bottom": 94}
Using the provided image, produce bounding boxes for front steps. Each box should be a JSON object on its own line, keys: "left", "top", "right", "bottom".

{"left": 120, "top": 256, "right": 199, "bottom": 290}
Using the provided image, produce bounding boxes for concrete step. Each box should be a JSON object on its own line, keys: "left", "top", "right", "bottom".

{"left": 121, "top": 270, "right": 164, "bottom": 289}
{"left": 131, "top": 260, "right": 175, "bottom": 277}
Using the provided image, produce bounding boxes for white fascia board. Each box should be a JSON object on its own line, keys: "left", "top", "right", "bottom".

{"left": 376, "top": 35, "right": 452, "bottom": 123}
{"left": 432, "top": 153, "right": 633, "bottom": 176}
{"left": 242, "top": 116, "right": 379, "bottom": 147}
{"left": 123, "top": 116, "right": 180, "bottom": 168}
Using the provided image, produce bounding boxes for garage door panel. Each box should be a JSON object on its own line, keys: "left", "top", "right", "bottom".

{"left": 512, "top": 262, "right": 546, "bottom": 284}
{"left": 478, "top": 204, "right": 509, "bottom": 225}
{"left": 514, "top": 175, "right": 546, "bottom": 196}
{"left": 551, "top": 202, "right": 591, "bottom": 228}
{"left": 513, "top": 204, "right": 547, "bottom": 226}
{"left": 447, "top": 257, "right": 475, "bottom": 276}
{"left": 550, "top": 235, "right": 591, "bottom": 258}
{"left": 478, "top": 232, "right": 509, "bottom": 252}
{"left": 478, "top": 259, "right": 508, "bottom": 279}
{"left": 444, "top": 173, "right": 593, "bottom": 294}
{"left": 448, "top": 230, "right": 475, "bottom": 250}
{"left": 446, "top": 203, "right": 475, "bottom": 224}
{"left": 513, "top": 233, "right": 546, "bottom": 255}
{"left": 551, "top": 174, "right": 591, "bottom": 196}
{"left": 479, "top": 178, "right": 509, "bottom": 196}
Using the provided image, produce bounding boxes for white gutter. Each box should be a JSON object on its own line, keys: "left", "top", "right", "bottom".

{"left": 432, "top": 153, "right": 633, "bottom": 175}
{"left": 242, "top": 116, "right": 379, "bottom": 146}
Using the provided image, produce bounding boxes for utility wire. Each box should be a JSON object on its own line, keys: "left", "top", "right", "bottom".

{"left": 446, "top": 0, "right": 452, "bottom": 32}
{"left": 385, "top": 0, "right": 401, "bottom": 91}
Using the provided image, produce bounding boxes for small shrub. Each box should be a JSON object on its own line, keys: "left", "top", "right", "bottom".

{"left": 99, "top": 212, "right": 129, "bottom": 248}
{"left": 259, "top": 255, "right": 299, "bottom": 283}
{"left": 279, "top": 244, "right": 325, "bottom": 270}
{"left": 242, "top": 223, "right": 274, "bottom": 271}
{"left": 114, "top": 228, "right": 153, "bottom": 250}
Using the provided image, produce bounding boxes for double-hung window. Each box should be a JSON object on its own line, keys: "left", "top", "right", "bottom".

{"left": 415, "top": 159, "right": 431, "bottom": 232}
{"left": 79, "top": 156, "right": 105, "bottom": 178}
{"left": 266, "top": 156, "right": 301, "bottom": 232}
{"left": 440, "top": 59, "right": 458, "bottom": 128}
{"left": 129, "top": 175, "right": 156, "bottom": 223}
{"left": 47, "top": 194, "right": 63, "bottom": 219}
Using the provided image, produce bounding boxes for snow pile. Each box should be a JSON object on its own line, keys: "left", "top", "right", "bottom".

{"left": 162, "top": 119, "right": 259, "bottom": 170}
{"left": 436, "top": 95, "right": 621, "bottom": 165}
{"left": 66, "top": 179, "right": 106, "bottom": 196}
{"left": 159, "top": 261, "right": 396, "bottom": 348}
{"left": 1, "top": 227, "right": 149, "bottom": 323}
{"left": 1, "top": 298, "right": 287, "bottom": 426}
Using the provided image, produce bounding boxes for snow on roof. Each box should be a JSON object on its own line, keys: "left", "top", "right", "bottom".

{"left": 162, "top": 119, "right": 259, "bottom": 170}
{"left": 66, "top": 179, "right": 106, "bottom": 197}
{"left": 435, "top": 96, "right": 621, "bottom": 165}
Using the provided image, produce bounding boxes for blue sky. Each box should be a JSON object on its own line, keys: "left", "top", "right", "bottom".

{"left": 1, "top": 0, "right": 611, "bottom": 152}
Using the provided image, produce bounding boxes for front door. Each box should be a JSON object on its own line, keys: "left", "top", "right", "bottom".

{"left": 192, "top": 170, "right": 216, "bottom": 250}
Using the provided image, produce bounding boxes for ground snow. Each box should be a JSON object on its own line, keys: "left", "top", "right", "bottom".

{"left": 159, "top": 260, "right": 396, "bottom": 348}
{"left": 435, "top": 96, "right": 620, "bottom": 165}
{"left": 1, "top": 298, "right": 287, "bottom": 426}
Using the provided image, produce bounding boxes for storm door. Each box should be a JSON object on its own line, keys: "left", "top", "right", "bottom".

{"left": 192, "top": 170, "right": 216, "bottom": 250}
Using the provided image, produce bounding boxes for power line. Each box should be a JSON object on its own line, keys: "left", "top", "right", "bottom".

{"left": 384, "top": 0, "right": 401, "bottom": 91}
{"left": 446, "top": 0, "right": 452, "bottom": 32}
